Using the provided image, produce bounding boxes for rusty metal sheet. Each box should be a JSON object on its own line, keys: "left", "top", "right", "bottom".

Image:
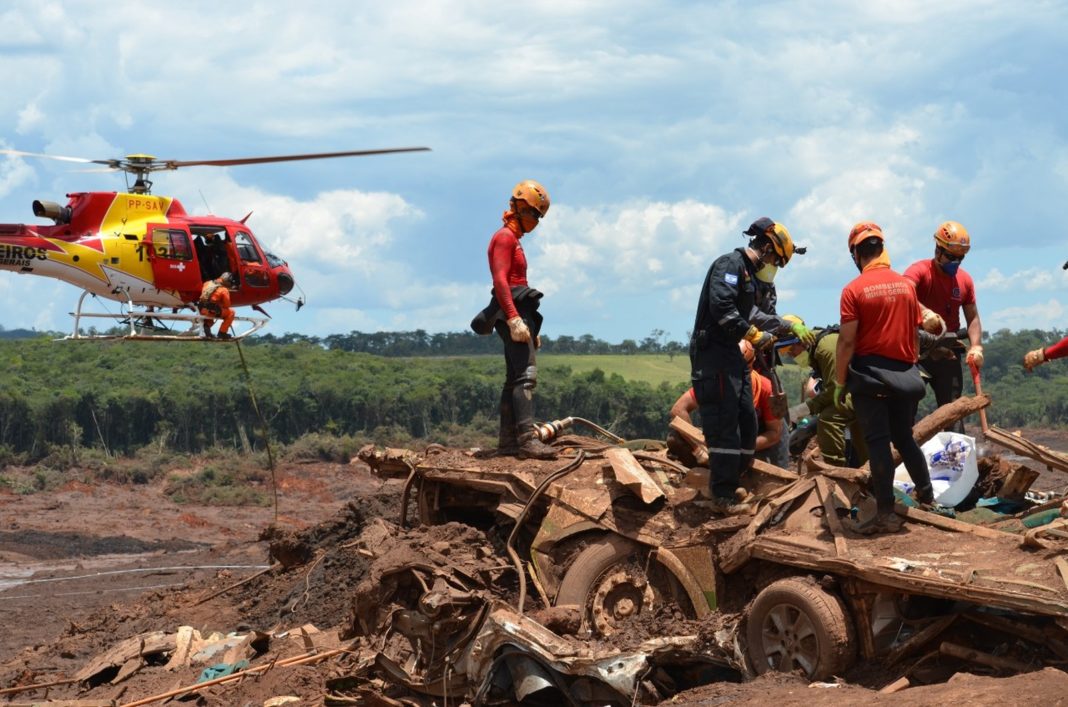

{"left": 604, "top": 447, "right": 666, "bottom": 504}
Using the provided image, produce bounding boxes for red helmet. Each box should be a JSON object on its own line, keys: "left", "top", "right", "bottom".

{"left": 848, "top": 222, "right": 884, "bottom": 251}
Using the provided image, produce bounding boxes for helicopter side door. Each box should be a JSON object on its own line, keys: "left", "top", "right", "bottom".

{"left": 146, "top": 224, "right": 202, "bottom": 297}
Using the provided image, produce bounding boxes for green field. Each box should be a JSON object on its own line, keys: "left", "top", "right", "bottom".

{"left": 539, "top": 353, "right": 811, "bottom": 393}
{"left": 538, "top": 354, "right": 690, "bottom": 387}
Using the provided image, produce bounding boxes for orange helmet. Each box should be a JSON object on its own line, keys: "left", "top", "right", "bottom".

{"left": 512, "top": 180, "right": 550, "bottom": 217}
{"left": 848, "top": 222, "right": 884, "bottom": 251}
{"left": 933, "top": 221, "right": 970, "bottom": 256}
{"left": 738, "top": 339, "right": 756, "bottom": 368}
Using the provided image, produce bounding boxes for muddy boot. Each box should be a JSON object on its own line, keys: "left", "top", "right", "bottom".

{"left": 497, "top": 390, "right": 519, "bottom": 455}
{"left": 517, "top": 431, "right": 558, "bottom": 460}
{"left": 854, "top": 510, "right": 904, "bottom": 535}
{"left": 703, "top": 495, "right": 754, "bottom": 516}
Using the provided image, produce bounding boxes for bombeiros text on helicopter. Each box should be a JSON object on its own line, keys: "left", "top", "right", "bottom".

{"left": 0, "top": 146, "right": 430, "bottom": 340}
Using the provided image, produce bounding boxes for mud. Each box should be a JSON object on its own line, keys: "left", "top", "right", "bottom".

{"left": 4, "top": 429, "right": 1068, "bottom": 705}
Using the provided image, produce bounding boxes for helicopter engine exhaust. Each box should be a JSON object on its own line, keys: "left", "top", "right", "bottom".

{"left": 32, "top": 200, "right": 72, "bottom": 224}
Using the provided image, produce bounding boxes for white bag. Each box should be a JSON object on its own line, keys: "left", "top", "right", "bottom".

{"left": 892, "top": 431, "right": 978, "bottom": 508}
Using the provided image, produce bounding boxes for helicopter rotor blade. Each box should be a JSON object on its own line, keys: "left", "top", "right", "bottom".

{"left": 0, "top": 148, "right": 96, "bottom": 164}
{"left": 162, "top": 147, "right": 431, "bottom": 169}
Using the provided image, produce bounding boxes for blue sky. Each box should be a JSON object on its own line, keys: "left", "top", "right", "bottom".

{"left": 2, "top": 0, "right": 1067, "bottom": 342}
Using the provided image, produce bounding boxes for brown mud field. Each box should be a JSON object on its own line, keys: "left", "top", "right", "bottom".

{"left": 3, "top": 428, "right": 1068, "bottom": 705}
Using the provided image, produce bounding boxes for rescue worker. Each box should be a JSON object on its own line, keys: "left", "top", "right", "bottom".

{"left": 744, "top": 217, "right": 815, "bottom": 468}
{"left": 1023, "top": 335, "right": 1068, "bottom": 371}
{"left": 779, "top": 314, "right": 868, "bottom": 467}
{"left": 836, "top": 223, "right": 934, "bottom": 535}
{"left": 200, "top": 272, "right": 235, "bottom": 340}
{"left": 484, "top": 180, "right": 555, "bottom": 459}
{"left": 903, "top": 222, "right": 983, "bottom": 431}
{"left": 689, "top": 219, "right": 792, "bottom": 514}
{"left": 667, "top": 340, "right": 781, "bottom": 468}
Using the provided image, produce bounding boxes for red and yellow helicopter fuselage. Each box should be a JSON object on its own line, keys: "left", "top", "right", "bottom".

{"left": 0, "top": 191, "right": 294, "bottom": 310}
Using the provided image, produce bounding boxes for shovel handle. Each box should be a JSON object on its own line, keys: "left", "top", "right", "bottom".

{"left": 968, "top": 360, "right": 989, "bottom": 433}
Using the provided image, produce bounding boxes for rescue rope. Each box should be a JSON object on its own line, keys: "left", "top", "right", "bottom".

{"left": 234, "top": 340, "right": 278, "bottom": 522}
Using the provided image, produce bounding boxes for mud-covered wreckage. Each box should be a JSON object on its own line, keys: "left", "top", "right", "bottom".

{"left": 352, "top": 393, "right": 1068, "bottom": 705}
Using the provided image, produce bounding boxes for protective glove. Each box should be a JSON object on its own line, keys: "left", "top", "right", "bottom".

{"left": 744, "top": 325, "right": 776, "bottom": 351}
{"left": 920, "top": 308, "right": 946, "bottom": 336}
{"left": 790, "top": 321, "right": 817, "bottom": 347}
{"left": 535, "top": 335, "right": 542, "bottom": 350}
{"left": 833, "top": 382, "right": 851, "bottom": 414}
{"left": 1023, "top": 347, "right": 1046, "bottom": 372}
{"left": 507, "top": 316, "right": 531, "bottom": 343}
{"left": 965, "top": 345, "right": 984, "bottom": 368}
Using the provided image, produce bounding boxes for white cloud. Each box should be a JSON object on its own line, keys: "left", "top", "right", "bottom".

{"left": 988, "top": 298, "right": 1065, "bottom": 331}
{"left": 980, "top": 267, "right": 1060, "bottom": 292}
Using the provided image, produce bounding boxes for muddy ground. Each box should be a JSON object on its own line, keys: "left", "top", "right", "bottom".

{"left": 2, "top": 428, "right": 1068, "bottom": 705}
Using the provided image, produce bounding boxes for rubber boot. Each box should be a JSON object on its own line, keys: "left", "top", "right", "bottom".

{"left": 497, "top": 388, "right": 519, "bottom": 455}
{"left": 517, "top": 430, "right": 558, "bottom": 460}
{"left": 513, "top": 386, "right": 557, "bottom": 460}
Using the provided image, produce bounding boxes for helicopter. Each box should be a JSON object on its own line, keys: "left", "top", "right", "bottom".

{"left": 0, "top": 147, "right": 430, "bottom": 340}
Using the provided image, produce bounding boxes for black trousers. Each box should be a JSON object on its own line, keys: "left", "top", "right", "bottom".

{"left": 694, "top": 351, "right": 757, "bottom": 499}
{"left": 494, "top": 303, "right": 541, "bottom": 438}
{"left": 919, "top": 356, "right": 964, "bottom": 432}
{"left": 853, "top": 393, "right": 933, "bottom": 513}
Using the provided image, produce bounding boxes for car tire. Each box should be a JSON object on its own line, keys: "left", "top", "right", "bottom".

{"left": 556, "top": 534, "right": 692, "bottom": 637}
{"left": 746, "top": 577, "right": 856, "bottom": 680}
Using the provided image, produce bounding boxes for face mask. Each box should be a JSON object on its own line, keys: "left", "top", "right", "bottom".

{"left": 756, "top": 263, "right": 778, "bottom": 283}
{"left": 792, "top": 350, "right": 810, "bottom": 367}
{"left": 940, "top": 260, "right": 961, "bottom": 276}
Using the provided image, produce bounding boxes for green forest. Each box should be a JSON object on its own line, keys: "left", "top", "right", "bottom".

{"left": 0, "top": 328, "right": 1065, "bottom": 470}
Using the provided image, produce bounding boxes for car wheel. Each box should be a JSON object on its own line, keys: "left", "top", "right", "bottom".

{"left": 746, "top": 577, "right": 856, "bottom": 680}
{"left": 556, "top": 534, "right": 692, "bottom": 636}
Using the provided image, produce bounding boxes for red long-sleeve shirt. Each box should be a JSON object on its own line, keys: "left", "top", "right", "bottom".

{"left": 1045, "top": 335, "right": 1068, "bottom": 362}
{"left": 487, "top": 223, "right": 527, "bottom": 319}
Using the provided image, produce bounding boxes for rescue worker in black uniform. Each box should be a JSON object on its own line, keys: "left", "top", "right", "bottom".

{"left": 689, "top": 222, "right": 797, "bottom": 514}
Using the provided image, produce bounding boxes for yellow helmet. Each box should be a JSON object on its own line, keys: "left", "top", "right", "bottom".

{"left": 766, "top": 223, "right": 795, "bottom": 266}
{"left": 512, "top": 180, "right": 550, "bottom": 217}
{"left": 934, "top": 221, "right": 970, "bottom": 257}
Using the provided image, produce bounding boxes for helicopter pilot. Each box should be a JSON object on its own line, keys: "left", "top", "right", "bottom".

{"left": 195, "top": 231, "right": 231, "bottom": 283}
{"left": 199, "top": 272, "right": 236, "bottom": 340}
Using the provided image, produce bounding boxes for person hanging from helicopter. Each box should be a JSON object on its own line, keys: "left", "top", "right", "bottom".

{"left": 199, "top": 272, "right": 236, "bottom": 340}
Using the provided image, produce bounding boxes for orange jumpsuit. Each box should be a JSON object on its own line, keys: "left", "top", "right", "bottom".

{"left": 200, "top": 281, "right": 234, "bottom": 336}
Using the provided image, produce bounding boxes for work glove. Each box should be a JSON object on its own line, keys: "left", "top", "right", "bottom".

{"left": 965, "top": 345, "right": 984, "bottom": 369}
{"left": 744, "top": 325, "right": 776, "bottom": 351}
{"left": 920, "top": 308, "right": 946, "bottom": 336}
{"left": 790, "top": 321, "right": 817, "bottom": 347}
{"left": 506, "top": 316, "right": 531, "bottom": 343}
{"left": 1023, "top": 347, "right": 1046, "bottom": 372}
{"left": 833, "top": 382, "right": 851, "bottom": 414}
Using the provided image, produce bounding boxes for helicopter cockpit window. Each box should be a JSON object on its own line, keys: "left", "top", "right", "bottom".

{"left": 234, "top": 231, "right": 264, "bottom": 265}
{"left": 152, "top": 229, "right": 192, "bottom": 261}
{"left": 264, "top": 251, "right": 285, "bottom": 268}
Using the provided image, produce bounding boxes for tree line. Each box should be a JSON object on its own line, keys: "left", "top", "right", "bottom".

{"left": 0, "top": 328, "right": 1064, "bottom": 463}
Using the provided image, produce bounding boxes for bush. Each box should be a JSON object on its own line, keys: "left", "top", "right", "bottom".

{"left": 283, "top": 432, "right": 362, "bottom": 463}
{"left": 164, "top": 463, "right": 270, "bottom": 506}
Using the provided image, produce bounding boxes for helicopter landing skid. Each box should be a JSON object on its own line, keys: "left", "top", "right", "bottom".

{"left": 63, "top": 290, "right": 269, "bottom": 341}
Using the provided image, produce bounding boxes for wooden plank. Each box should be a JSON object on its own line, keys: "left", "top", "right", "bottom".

{"left": 815, "top": 476, "right": 848, "bottom": 556}
{"left": 1056, "top": 557, "right": 1068, "bottom": 591}
{"left": 939, "top": 641, "right": 1031, "bottom": 673}
{"left": 717, "top": 479, "right": 817, "bottom": 574}
{"left": 986, "top": 425, "right": 1068, "bottom": 474}
{"left": 885, "top": 614, "right": 956, "bottom": 665}
{"left": 604, "top": 447, "right": 665, "bottom": 504}
{"left": 670, "top": 415, "right": 704, "bottom": 446}
{"left": 893, "top": 505, "right": 1007, "bottom": 539}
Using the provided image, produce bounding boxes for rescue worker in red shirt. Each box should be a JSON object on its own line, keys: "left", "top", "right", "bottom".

{"left": 200, "top": 272, "right": 235, "bottom": 340}
{"left": 903, "top": 222, "right": 983, "bottom": 430}
{"left": 484, "top": 180, "right": 555, "bottom": 459}
{"left": 836, "top": 223, "right": 933, "bottom": 535}
{"left": 1023, "top": 335, "right": 1068, "bottom": 371}
{"left": 668, "top": 340, "right": 781, "bottom": 467}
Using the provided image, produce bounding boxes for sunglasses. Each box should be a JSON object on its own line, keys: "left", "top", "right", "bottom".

{"left": 938, "top": 247, "right": 965, "bottom": 262}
